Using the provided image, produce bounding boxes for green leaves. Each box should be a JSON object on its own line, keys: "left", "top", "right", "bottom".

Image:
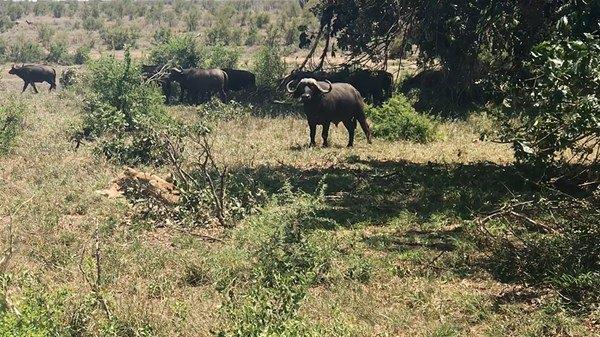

{"left": 366, "top": 94, "right": 440, "bottom": 143}
{"left": 503, "top": 34, "right": 600, "bottom": 166}
{"left": 80, "top": 50, "right": 176, "bottom": 165}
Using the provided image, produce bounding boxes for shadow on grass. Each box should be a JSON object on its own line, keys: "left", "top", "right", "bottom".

{"left": 231, "top": 157, "right": 598, "bottom": 309}
{"left": 242, "top": 157, "right": 533, "bottom": 230}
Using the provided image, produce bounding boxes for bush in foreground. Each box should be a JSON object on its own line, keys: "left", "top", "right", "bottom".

{"left": 366, "top": 94, "right": 439, "bottom": 143}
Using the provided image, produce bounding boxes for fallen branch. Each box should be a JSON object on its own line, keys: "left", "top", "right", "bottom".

{"left": 170, "top": 226, "right": 225, "bottom": 243}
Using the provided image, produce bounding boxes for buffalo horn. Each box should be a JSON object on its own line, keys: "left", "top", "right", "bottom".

{"left": 316, "top": 79, "right": 333, "bottom": 93}
{"left": 286, "top": 80, "right": 298, "bottom": 93}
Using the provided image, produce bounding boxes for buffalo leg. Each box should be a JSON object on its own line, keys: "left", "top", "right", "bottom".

{"left": 22, "top": 82, "right": 29, "bottom": 93}
{"left": 219, "top": 90, "right": 227, "bottom": 103}
{"left": 31, "top": 83, "right": 39, "bottom": 94}
{"left": 309, "top": 122, "right": 317, "bottom": 147}
{"left": 48, "top": 80, "right": 56, "bottom": 91}
{"left": 343, "top": 119, "right": 357, "bottom": 147}
{"left": 322, "top": 122, "right": 330, "bottom": 147}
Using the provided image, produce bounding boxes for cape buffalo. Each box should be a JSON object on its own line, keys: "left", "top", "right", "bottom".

{"left": 169, "top": 68, "right": 228, "bottom": 103}
{"left": 222, "top": 68, "right": 256, "bottom": 92}
{"left": 287, "top": 78, "right": 372, "bottom": 147}
{"left": 142, "top": 64, "right": 173, "bottom": 103}
{"left": 282, "top": 68, "right": 394, "bottom": 106}
{"left": 8, "top": 64, "right": 57, "bottom": 93}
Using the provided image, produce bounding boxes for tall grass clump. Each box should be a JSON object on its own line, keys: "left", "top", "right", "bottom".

{"left": 78, "top": 50, "right": 176, "bottom": 165}
{"left": 0, "top": 99, "right": 25, "bottom": 155}
{"left": 366, "top": 94, "right": 440, "bottom": 143}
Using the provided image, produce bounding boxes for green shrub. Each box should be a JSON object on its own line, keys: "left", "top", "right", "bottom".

{"left": 217, "top": 190, "right": 330, "bottom": 336}
{"left": 6, "top": 3, "right": 24, "bottom": 21}
{"left": 149, "top": 35, "right": 200, "bottom": 68}
{"left": 196, "top": 99, "right": 251, "bottom": 123}
{"left": 152, "top": 26, "right": 172, "bottom": 45}
{"left": 8, "top": 35, "right": 44, "bottom": 63}
{"left": 185, "top": 8, "right": 201, "bottom": 31}
{"left": 82, "top": 16, "right": 103, "bottom": 31}
{"left": 33, "top": 2, "right": 49, "bottom": 16}
{"left": 366, "top": 94, "right": 440, "bottom": 143}
{"left": 245, "top": 26, "right": 259, "bottom": 46}
{"left": 0, "top": 38, "right": 6, "bottom": 62}
{"left": 0, "top": 99, "right": 25, "bottom": 155}
{"left": 46, "top": 38, "right": 72, "bottom": 65}
{"left": 73, "top": 45, "right": 91, "bottom": 65}
{"left": 488, "top": 209, "right": 600, "bottom": 310}
{"left": 37, "top": 24, "right": 55, "bottom": 48}
{"left": 254, "top": 12, "right": 270, "bottom": 29}
{"left": 206, "top": 21, "right": 240, "bottom": 45}
{"left": 201, "top": 44, "right": 240, "bottom": 69}
{"left": 253, "top": 45, "right": 286, "bottom": 89}
{"left": 59, "top": 68, "right": 79, "bottom": 88}
{"left": 0, "top": 16, "right": 15, "bottom": 33}
{"left": 50, "top": 2, "right": 66, "bottom": 18}
{"left": 101, "top": 26, "right": 139, "bottom": 50}
{"left": 0, "top": 279, "right": 68, "bottom": 336}
{"left": 502, "top": 34, "right": 600, "bottom": 167}
{"left": 79, "top": 50, "right": 176, "bottom": 165}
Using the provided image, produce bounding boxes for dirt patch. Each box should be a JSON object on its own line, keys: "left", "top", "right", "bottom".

{"left": 97, "top": 167, "right": 180, "bottom": 205}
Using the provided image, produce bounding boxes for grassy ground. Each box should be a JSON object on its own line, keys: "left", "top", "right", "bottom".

{"left": 0, "top": 67, "right": 597, "bottom": 336}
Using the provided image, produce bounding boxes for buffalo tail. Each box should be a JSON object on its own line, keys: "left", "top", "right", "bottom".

{"left": 357, "top": 114, "right": 372, "bottom": 144}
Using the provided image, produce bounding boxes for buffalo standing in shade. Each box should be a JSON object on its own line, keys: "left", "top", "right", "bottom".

{"left": 287, "top": 78, "right": 372, "bottom": 147}
{"left": 222, "top": 68, "right": 256, "bottom": 92}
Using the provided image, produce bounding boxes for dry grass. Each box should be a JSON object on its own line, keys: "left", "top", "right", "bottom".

{"left": 0, "top": 4, "right": 596, "bottom": 336}
{"left": 0, "top": 81, "right": 595, "bottom": 336}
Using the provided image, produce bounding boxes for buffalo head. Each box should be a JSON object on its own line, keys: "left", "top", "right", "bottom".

{"left": 286, "top": 78, "right": 332, "bottom": 103}
{"left": 8, "top": 64, "right": 23, "bottom": 75}
{"left": 169, "top": 67, "right": 185, "bottom": 81}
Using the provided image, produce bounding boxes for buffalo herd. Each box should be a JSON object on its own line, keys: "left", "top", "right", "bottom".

{"left": 8, "top": 62, "right": 394, "bottom": 147}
